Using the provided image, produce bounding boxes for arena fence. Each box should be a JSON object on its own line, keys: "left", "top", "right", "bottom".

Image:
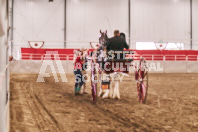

{"left": 20, "top": 53, "right": 198, "bottom": 62}
{"left": 20, "top": 48, "right": 198, "bottom": 61}
{"left": 8, "top": 48, "right": 198, "bottom": 74}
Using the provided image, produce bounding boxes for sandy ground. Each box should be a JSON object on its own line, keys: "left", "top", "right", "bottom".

{"left": 9, "top": 73, "right": 198, "bottom": 132}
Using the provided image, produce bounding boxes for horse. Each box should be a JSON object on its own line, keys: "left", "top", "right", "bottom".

{"left": 95, "top": 30, "right": 123, "bottom": 99}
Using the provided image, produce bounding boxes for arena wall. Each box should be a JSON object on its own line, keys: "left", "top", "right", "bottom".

{"left": 12, "top": 0, "right": 198, "bottom": 50}
{"left": 0, "top": 0, "right": 10, "bottom": 132}
{"left": 130, "top": 0, "right": 192, "bottom": 49}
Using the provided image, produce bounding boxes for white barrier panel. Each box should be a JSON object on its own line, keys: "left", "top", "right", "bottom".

{"left": 10, "top": 60, "right": 198, "bottom": 74}
{"left": 164, "top": 61, "right": 187, "bottom": 73}
{"left": 145, "top": 61, "right": 165, "bottom": 73}
{"left": 10, "top": 60, "right": 69, "bottom": 74}
{"left": 187, "top": 62, "right": 198, "bottom": 73}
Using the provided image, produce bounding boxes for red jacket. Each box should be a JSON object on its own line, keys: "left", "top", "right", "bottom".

{"left": 74, "top": 56, "right": 82, "bottom": 70}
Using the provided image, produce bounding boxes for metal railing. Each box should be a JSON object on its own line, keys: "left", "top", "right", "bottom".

{"left": 20, "top": 53, "right": 198, "bottom": 61}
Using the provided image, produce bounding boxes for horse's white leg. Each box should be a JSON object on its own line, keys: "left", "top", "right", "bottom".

{"left": 109, "top": 74, "right": 115, "bottom": 98}
{"left": 102, "top": 89, "right": 109, "bottom": 99}
{"left": 109, "top": 81, "right": 113, "bottom": 98}
{"left": 113, "top": 76, "right": 120, "bottom": 99}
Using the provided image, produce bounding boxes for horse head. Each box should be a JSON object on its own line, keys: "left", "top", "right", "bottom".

{"left": 99, "top": 30, "right": 108, "bottom": 49}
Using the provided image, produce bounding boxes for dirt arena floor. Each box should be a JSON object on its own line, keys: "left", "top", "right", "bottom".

{"left": 10, "top": 73, "right": 198, "bottom": 132}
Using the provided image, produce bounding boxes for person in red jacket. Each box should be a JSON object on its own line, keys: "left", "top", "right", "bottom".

{"left": 73, "top": 50, "right": 85, "bottom": 95}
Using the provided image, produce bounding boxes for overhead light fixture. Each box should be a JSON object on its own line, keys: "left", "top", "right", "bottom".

{"left": 49, "top": 0, "right": 53, "bottom": 2}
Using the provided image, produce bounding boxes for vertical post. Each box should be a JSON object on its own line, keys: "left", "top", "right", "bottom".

{"left": 128, "top": 0, "right": 131, "bottom": 48}
{"left": 11, "top": 0, "right": 14, "bottom": 53}
{"left": 64, "top": 0, "right": 66, "bottom": 48}
{"left": 6, "top": 0, "right": 10, "bottom": 106}
{"left": 190, "top": 0, "right": 192, "bottom": 49}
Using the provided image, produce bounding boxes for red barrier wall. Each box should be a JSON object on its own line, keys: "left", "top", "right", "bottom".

{"left": 21, "top": 48, "right": 198, "bottom": 61}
